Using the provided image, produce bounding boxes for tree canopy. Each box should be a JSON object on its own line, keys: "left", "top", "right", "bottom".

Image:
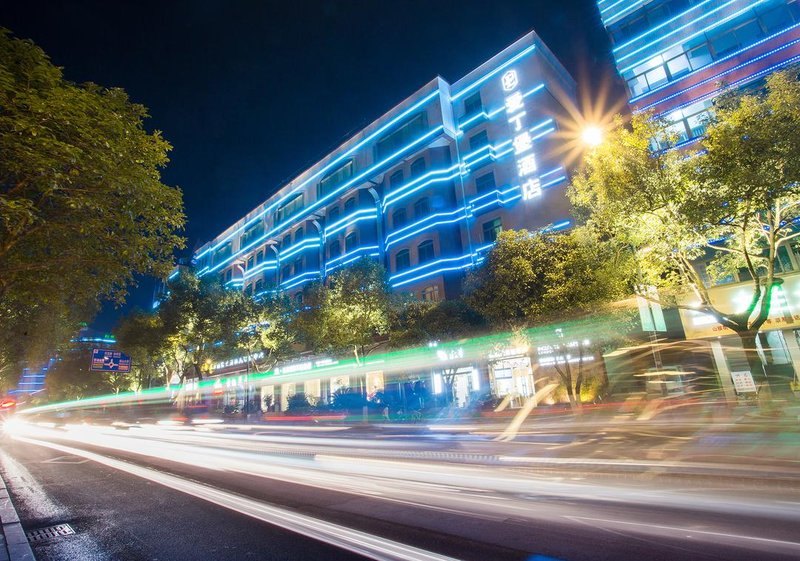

{"left": 0, "top": 29, "right": 185, "bottom": 388}
{"left": 570, "top": 70, "right": 800, "bottom": 380}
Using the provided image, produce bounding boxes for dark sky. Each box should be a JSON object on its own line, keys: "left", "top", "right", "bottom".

{"left": 2, "top": 0, "right": 626, "bottom": 331}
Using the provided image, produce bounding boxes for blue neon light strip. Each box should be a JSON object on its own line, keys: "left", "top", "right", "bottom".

{"left": 635, "top": 33, "right": 800, "bottom": 110}
{"left": 654, "top": 53, "right": 800, "bottom": 119}
{"left": 203, "top": 125, "right": 445, "bottom": 275}
{"left": 326, "top": 250, "right": 382, "bottom": 274}
{"left": 168, "top": 270, "right": 179, "bottom": 280}
{"left": 451, "top": 45, "right": 537, "bottom": 101}
{"left": 325, "top": 245, "right": 382, "bottom": 274}
{"left": 618, "top": 1, "right": 767, "bottom": 74}
{"left": 279, "top": 238, "right": 321, "bottom": 261}
{"left": 612, "top": 0, "right": 716, "bottom": 53}
{"left": 195, "top": 89, "right": 441, "bottom": 261}
{"left": 385, "top": 208, "right": 468, "bottom": 250}
{"left": 243, "top": 260, "right": 278, "bottom": 280}
{"left": 280, "top": 271, "right": 321, "bottom": 291}
{"left": 458, "top": 83, "right": 545, "bottom": 129}
{"left": 601, "top": 1, "right": 645, "bottom": 24}
{"left": 389, "top": 254, "right": 475, "bottom": 287}
{"left": 324, "top": 209, "right": 378, "bottom": 239}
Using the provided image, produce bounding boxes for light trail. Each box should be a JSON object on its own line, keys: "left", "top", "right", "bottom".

{"left": 14, "top": 434, "right": 463, "bottom": 561}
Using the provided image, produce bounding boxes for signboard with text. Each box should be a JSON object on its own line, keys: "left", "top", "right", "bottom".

{"left": 730, "top": 370, "right": 758, "bottom": 394}
{"left": 90, "top": 349, "right": 132, "bottom": 373}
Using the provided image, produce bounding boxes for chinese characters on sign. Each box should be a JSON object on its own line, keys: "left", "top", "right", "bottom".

{"left": 90, "top": 349, "right": 132, "bottom": 373}
{"left": 501, "top": 69, "right": 540, "bottom": 201}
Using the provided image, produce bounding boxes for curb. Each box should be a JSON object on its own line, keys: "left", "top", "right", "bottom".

{"left": 0, "top": 472, "right": 35, "bottom": 561}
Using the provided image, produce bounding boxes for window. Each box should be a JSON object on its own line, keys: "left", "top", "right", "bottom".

{"left": 687, "top": 44, "right": 712, "bottom": 71}
{"left": 395, "top": 249, "right": 410, "bottom": 271}
{"left": 282, "top": 235, "right": 291, "bottom": 249}
{"left": 295, "top": 292, "right": 304, "bottom": 305}
{"left": 475, "top": 171, "right": 496, "bottom": 194}
{"left": 275, "top": 193, "right": 304, "bottom": 223}
{"left": 247, "top": 255, "right": 254, "bottom": 270}
{"left": 393, "top": 208, "right": 407, "bottom": 229}
{"left": 389, "top": 170, "right": 404, "bottom": 189}
{"left": 344, "top": 197, "right": 356, "bottom": 213}
{"left": 482, "top": 217, "right": 503, "bottom": 243}
{"left": 375, "top": 113, "right": 428, "bottom": 160}
{"left": 295, "top": 227, "right": 304, "bottom": 242}
{"left": 417, "top": 240, "right": 435, "bottom": 263}
{"left": 410, "top": 157, "right": 426, "bottom": 177}
{"left": 241, "top": 220, "right": 264, "bottom": 249}
{"left": 329, "top": 239, "right": 341, "bottom": 259}
{"left": 245, "top": 284, "right": 253, "bottom": 296}
{"left": 256, "top": 250, "right": 264, "bottom": 265}
{"left": 226, "top": 269, "right": 233, "bottom": 282}
{"left": 328, "top": 206, "right": 340, "bottom": 224}
{"left": 281, "top": 265, "right": 291, "bottom": 280}
{"left": 345, "top": 232, "right": 357, "bottom": 252}
{"left": 463, "top": 91, "right": 482, "bottom": 116}
{"left": 469, "top": 130, "right": 489, "bottom": 152}
{"left": 255, "top": 278, "right": 264, "bottom": 293}
{"left": 421, "top": 285, "right": 440, "bottom": 302}
{"left": 414, "top": 197, "right": 430, "bottom": 219}
{"left": 213, "top": 242, "right": 232, "bottom": 266}
{"left": 318, "top": 160, "right": 354, "bottom": 198}
{"left": 293, "top": 257, "right": 303, "bottom": 275}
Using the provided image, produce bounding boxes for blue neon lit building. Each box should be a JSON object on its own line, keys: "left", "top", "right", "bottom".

{"left": 171, "top": 32, "right": 576, "bottom": 303}
{"left": 599, "top": 0, "right": 800, "bottom": 144}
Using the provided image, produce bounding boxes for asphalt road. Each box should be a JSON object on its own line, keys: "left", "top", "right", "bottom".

{"left": 2, "top": 422, "right": 799, "bottom": 561}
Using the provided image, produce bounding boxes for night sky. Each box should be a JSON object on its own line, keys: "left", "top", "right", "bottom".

{"left": 2, "top": 0, "right": 626, "bottom": 331}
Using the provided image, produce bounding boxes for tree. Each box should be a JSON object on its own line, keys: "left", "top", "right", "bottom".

{"left": 295, "top": 258, "right": 393, "bottom": 364}
{"left": 466, "top": 228, "right": 632, "bottom": 407}
{"left": 570, "top": 71, "right": 800, "bottom": 385}
{"left": 115, "top": 309, "right": 166, "bottom": 391}
{"left": 0, "top": 29, "right": 185, "bottom": 380}
{"left": 390, "top": 298, "right": 485, "bottom": 403}
{"left": 225, "top": 291, "right": 296, "bottom": 373}
{"left": 46, "top": 347, "right": 124, "bottom": 401}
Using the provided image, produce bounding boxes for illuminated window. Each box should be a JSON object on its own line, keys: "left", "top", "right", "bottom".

{"left": 421, "top": 285, "right": 440, "bottom": 302}
{"left": 417, "top": 240, "right": 435, "bottom": 263}
{"left": 463, "top": 91, "right": 482, "bottom": 116}
{"left": 275, "top": 193, "right": 304, "bottom": 223}
{"left": 414, "top": 197, "right": 430, "bottom": 219}
{"left": 393, "top": 208, "right": 407, "bottom": 229}
{"left": 375, "top": 113, "right": 428, "bottom": 160}
{"left": 318, "top": 160, "right": 354, "bottom": 198}
{"left": 395, "top": 249, "right": 410, "bottom": 271}
{"left": 482, "top": 217, "right": 503, "bottom": 243}
{"left": 344, "top": 197, "right": 356, "bottom": 213}
{"left": 389, "top": 170, "right": 404, "bottom": 189}
{"left": 328, "top": 239, "right": 341, "bottom": 259}
{"left": 475, "top": 171, "right": 496, "bottom": 194}
{"left": 469, "top": 129, "right": 489, "bottom": 152}
{"left": 410, "top": 157, "right": 426, "bottom": 177}
{"left": 345, "top": 232, "right": 357, "bottom": 252}
{"left": 295, "top": 227, "right": 304, "bottom": 242}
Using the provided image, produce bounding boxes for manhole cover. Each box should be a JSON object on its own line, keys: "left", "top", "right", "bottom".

{"left": 26, "top": 523, "right": 76, "bottom": 543}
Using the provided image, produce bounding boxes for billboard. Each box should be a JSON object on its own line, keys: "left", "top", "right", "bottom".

{"left": 91, "top": 349, "right": 132, "bottom": 373}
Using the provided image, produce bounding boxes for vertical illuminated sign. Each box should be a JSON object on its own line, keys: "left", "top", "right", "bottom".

{"left": 501, "top": 69, "right": 541, "bottom": 200}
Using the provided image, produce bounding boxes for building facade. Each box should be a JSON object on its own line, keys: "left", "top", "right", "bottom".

{"left": 168, "top": 32, "right": 577, "bottom": 305}
{"left": 599, "top": 0, "right": 800, "bottom": 144}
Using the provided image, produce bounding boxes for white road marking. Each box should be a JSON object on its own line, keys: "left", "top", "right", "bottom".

{"left": 16, "top": 436, "right": 462, "bottom": 561}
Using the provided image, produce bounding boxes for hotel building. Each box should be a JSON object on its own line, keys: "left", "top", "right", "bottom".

{"left": 598, "top": 0, "right": 800, "bottom": 144}
{"left": 172, "top": 32, "right": 577, "bottom": 305}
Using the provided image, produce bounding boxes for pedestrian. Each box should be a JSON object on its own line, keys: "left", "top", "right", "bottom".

{"left": 382, "top": 404, "right": 390, "bottom": 422}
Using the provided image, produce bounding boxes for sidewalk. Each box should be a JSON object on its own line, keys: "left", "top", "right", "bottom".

{"left": 0, "top": 470, "right": 34, "bottom": 561}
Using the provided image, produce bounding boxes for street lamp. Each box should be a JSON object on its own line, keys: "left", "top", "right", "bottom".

{"left": 581, "top": 125, "right": 604, "bottom": 148}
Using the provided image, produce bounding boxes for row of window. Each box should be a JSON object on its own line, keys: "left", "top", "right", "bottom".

{"left": 608, "top": 0, "right": 706, "bottom": 46}
{"left": 625, "top": 1, "right": 800, "bottom": 98}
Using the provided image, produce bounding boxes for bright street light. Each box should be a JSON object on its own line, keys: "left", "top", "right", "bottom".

{"left": 582, "top": 125, "right": 604, "bottom": 147}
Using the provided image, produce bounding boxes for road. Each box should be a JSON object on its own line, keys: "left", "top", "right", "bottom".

{"left": 1, "top": 418, "right": 799, "bottom": 561}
